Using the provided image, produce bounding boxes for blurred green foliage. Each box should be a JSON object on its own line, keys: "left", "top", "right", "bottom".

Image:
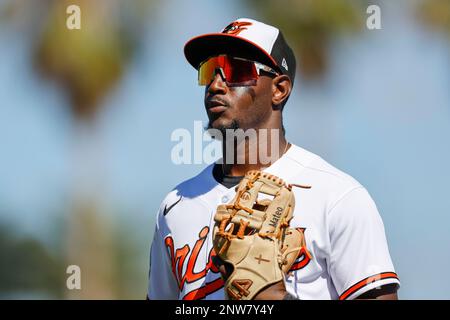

{"left": 0, "top": 217, "right": 148, "bottom": 299}
{"left": 244, "top": 0, "right": 368, "bottom": 79}
{"left": 33, "top": 0, "right": 152, "bottom": 119}
{"left": 417, "top": 0, "right": 450, "bottom": 36}
{"left": 0, "top": 223, "right": 64, "bottom": 298}
{"left": 111, "top": 220, "right": 149, "bottom": 299}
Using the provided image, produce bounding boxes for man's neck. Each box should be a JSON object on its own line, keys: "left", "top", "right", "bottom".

{"left": 221, "top": 134, "right": 289, "bottom": 177}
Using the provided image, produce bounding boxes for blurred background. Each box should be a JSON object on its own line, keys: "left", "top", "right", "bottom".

{"left": 0, "top": 0, "right": 448, "bottom": 299}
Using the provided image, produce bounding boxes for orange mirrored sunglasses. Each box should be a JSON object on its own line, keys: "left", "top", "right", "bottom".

{"left": 198, "top": 55, "right": 278, "bottom": 86}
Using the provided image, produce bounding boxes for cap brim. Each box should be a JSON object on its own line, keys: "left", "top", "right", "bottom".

{"left": 184, "top": 33, "right": 278, "bottom": 70}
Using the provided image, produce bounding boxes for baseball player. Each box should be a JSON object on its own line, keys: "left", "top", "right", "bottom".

{"left": 147, "top": 18, "right": 400, "bottom": 300}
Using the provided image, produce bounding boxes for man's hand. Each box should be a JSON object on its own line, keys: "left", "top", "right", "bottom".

{"left": 253, "top": 281, "right": 287, "bottom": 300}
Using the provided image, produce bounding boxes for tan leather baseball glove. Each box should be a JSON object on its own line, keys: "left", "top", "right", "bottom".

{"left": 213, "top": 170, "right": 310, "bottom": 300}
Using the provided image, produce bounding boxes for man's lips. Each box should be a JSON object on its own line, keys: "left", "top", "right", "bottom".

{"left": 206, "top": 99, "right": 228, "bottom": 113}
{"left": 208, "top": 105, "right": 227, "bottom": 113}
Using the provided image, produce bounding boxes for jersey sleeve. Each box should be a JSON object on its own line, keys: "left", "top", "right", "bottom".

{"left": 147, "top": 207, "right": 179, "bottom": 300}
{"left": 327, "top": 187, "right": 400, "bottom": 300}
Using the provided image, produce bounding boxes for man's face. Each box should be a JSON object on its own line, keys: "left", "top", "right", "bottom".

{"left": 203, "top": 57, "right": 274, "bottom": 133}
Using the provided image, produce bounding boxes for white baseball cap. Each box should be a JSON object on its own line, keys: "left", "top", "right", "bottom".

{"left": 184, "top": 18, "right": 296, "bottom": 84}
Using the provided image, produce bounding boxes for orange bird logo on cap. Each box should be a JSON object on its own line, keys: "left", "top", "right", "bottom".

{"left": 222, "top": 21, "right": 252, "bottom": 35}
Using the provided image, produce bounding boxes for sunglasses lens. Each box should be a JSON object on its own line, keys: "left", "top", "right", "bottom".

{"left": 199, "top": 56, "right": 221, "bottom": 85}
{"left": 225, "top": 57, "right": 257, "bottom": 86}
{"left": 198, "top": 56, "right": 258, "bottom": 86}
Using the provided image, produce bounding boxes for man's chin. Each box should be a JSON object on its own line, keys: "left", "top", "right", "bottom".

{"left": 205, "top": 119, "right": 240, "bottom": 140}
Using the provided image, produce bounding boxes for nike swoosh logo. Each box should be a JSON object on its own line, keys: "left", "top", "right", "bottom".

{"left": 163, "top": 196, "right": 182, "bottom": 216}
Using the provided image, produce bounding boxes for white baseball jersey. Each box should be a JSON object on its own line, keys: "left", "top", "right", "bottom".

{"left": 147, "top": 144, "right": 400, "bottom": 300}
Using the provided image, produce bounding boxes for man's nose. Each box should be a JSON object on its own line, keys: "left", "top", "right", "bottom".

{"left": 208, "top": 71, "right": 227, "bottom": 94}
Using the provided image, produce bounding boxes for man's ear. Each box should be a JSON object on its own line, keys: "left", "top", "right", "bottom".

{"left": 272, "top": 75, "right": 292, "bottom": 110}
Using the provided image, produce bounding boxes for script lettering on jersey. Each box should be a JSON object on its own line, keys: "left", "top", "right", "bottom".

{"left": 165, "top": 226, "right": 220, "bottom": 291}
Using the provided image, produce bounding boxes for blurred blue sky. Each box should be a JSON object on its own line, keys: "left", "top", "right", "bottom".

{"left": 0, "top": 0, "right": 449, "bottom": 298}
